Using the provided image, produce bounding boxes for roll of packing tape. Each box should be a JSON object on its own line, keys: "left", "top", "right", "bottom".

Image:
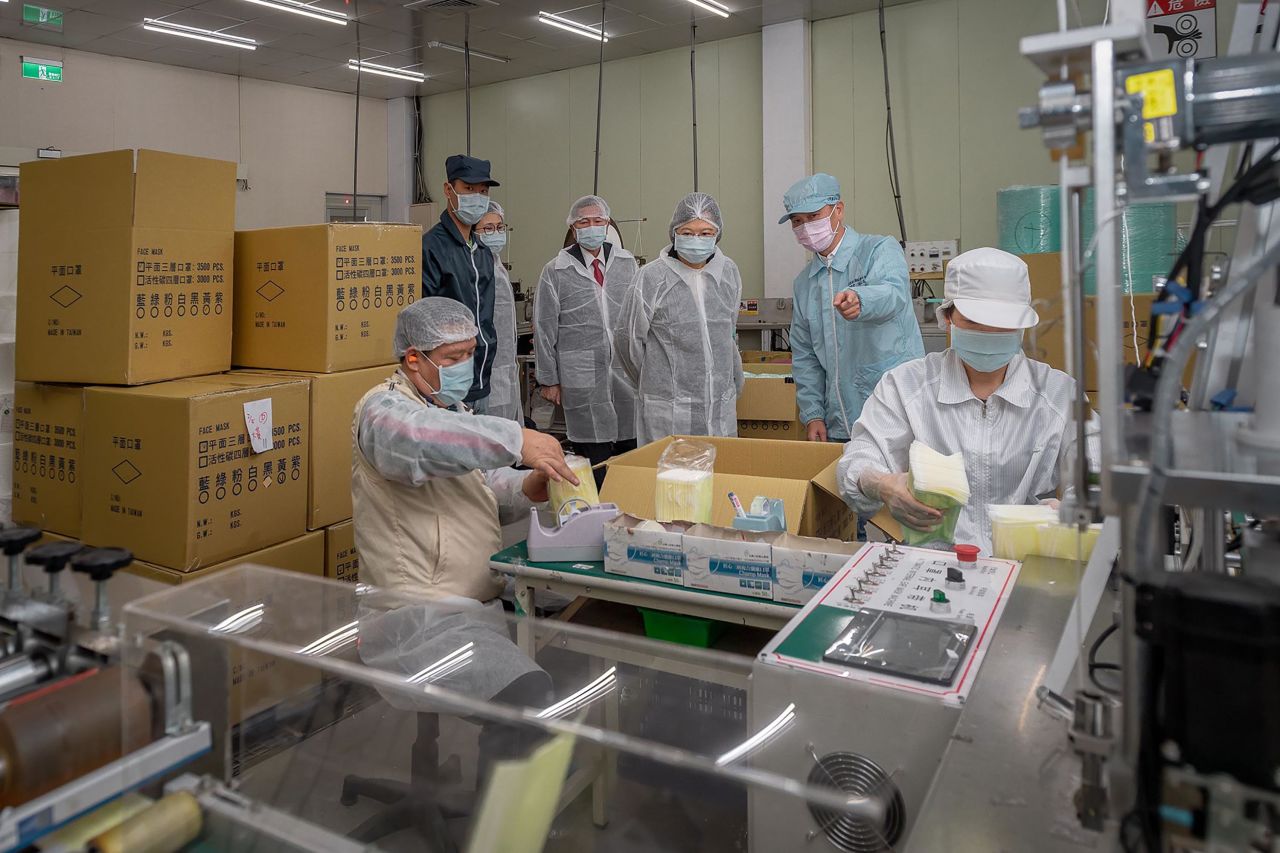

{"left": 89, "top": 791, "right": 202, "bottom": 853}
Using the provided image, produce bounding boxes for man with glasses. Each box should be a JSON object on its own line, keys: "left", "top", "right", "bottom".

{"left": 423, "top": 154, "right": 500, "bottom": 413}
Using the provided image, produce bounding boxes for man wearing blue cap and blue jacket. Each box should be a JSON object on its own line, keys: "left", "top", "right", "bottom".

{"left": 423, "top": 154, "right": 501, "bottom": 412}
{"left": 781, "top": 173, "right": 924, "bottom": 443}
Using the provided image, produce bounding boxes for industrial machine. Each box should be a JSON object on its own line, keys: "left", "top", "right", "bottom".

{"left": 1015, "top": 1, "right": 1280, "bottom": 849}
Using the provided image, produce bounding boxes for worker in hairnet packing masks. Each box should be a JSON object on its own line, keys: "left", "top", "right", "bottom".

{"left": 837, "top": 248, "right": 1095, "bottom": 555}
{"left": 476, "top": 201, "right": 523, "bottom": 424}
{"left": 616, "top": 192, "right": 744, "bottom": 445}
{"left": 783, "top": 174, "right": 924, "bottom": 443}
{"left": 352, "top": 297, "right": 577, "bottom": 601}
{"left": 533, "top": 195, "right": 641, "bottom": 477}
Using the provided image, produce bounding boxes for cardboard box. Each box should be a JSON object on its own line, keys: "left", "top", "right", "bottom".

{"left": 682, "top": 524, "right": 774, "bottom": 599}
{"left": 81, "top": 374, "right": 310, "bottom": 569}
{"left": 238, "top": 364, "right": 394, "bottom": 529}
{"left": 770, "top": 534, "right": 861, "bottom": 606}
{"left": 11, "top": 382, "right": 84, "bottom": 536}
{"left": 17, "top": 150, "right": 235, "bottom": 385}
{"left": 233, "top": 224, "right": 421, "bottom": 372}
{"left": 603, "top": 513, "right": 688, "bottom": 586}
{"left": 324, "top": 520, "right": 361, "bottom": 583}
{"left": 124, "top": 530, "right": 324, "bottom": 585}
{"left": 737, "top": 363, "right": 804, "bottom": 441}
{"left": 1023, "top": 252, "right": 1194, "bottom": 391}
{"left": 601, "top": 436, "right": 854, "bottom": 540}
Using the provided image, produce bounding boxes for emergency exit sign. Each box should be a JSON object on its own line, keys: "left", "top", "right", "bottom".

{"left": 22, "top": 4, "right": 63, "bottom": 31}
{"left": 21, "top": 57, "right": 63, "bottom": 82}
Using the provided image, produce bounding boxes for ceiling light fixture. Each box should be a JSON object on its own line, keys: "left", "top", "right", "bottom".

{"left": 684, "top": 0, "right": 730, "bottom": 18}
{"left": 427, "top": 40, "right": 509, "bottom": 64}
{"left": 347, "top": 59, "right": 427, "bottom": 82}
{"left": 142, "top": 19, "right": 258, "bottom": 50}
{"left": 537, "top": 11, "right": 609, "bottom": 43}
{"left": 240, "top": 0, "right": 347, "bottom": 25}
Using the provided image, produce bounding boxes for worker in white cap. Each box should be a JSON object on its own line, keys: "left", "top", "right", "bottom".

{"left": 836, "top": 248, "right": 1094, "bottom": 554}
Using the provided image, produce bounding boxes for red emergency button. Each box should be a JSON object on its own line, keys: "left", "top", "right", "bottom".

{"left": 953, "top": 544, "right": 980, "bottom": 564}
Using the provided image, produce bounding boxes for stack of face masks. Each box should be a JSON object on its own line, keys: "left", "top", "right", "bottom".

{"left": 548, "top": 454, "right": 601, "bottom": 517}
{"left": 904, "top": 441, "right": 971, "bottom": 546}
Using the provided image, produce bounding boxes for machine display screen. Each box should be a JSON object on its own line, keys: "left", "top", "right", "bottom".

{"left": 821, "top": 608, "right": 978, "bottom": 686}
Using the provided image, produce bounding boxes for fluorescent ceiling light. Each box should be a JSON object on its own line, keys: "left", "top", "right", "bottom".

{"left": 427, "top": 40, "right": 509, "bottom": 64}
{"left": 240, "top": 0, "right": 347, "bottom": 25}
{"left": 143, "top": 19, "right": 258, "bottom": 50}
{"left": 347, "top": 59, "right": 427, "bottom": 82}
{"left": 537, "top": 11, "right": 609, "bottom": 43}
{"left": 684, "top": 0, "right": 730, "bottom": 17}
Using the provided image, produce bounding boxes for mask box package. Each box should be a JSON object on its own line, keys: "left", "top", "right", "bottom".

{"left": 736, "top": 362, "right": 804, "bottom": 441}
{"left": 237, "top": 364, "right": 394, "bottom": 529}
{"left": 16, "top": 150, "right": 235, "bottom": 385}
{"left": 1022, "top": 252, "right": 1196, "bottom": 391}
{"left": 602, "top": 513, "right": 689, "bottom": 586}
{"left": 80, "top": 374, "right": 310, "bottom": 570}
{"left": 682, "top": 524, "right": 775, "bottom": 599}
{"left": 770, "top": 533, "right": 861, "bottom": 606}
{"left": 739, "top": 350, "right": 793, "bottom": 365}
{"left": 233, "top": 224, "right": 421, "bottom": 373}
{"left": 325, "top": 520, "right": 361, "bottom": 584}
{"left": 11, "top": 382, "right": 84, "bottom": 537}
{"left": 602, "top": 436, "right": 855, "bottom": 540}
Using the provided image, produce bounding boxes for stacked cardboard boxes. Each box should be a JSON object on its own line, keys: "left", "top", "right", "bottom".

{"left": 232, "top": 222, "right": 420, "bottom": 561}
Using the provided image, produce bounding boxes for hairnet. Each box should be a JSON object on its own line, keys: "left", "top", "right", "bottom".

{"left": 486, "top": 199, "right": 505, "bottom": 218}
{"left": 669, "top": 192, "right": 723, "bottom": 242}
{"left": 566, "top": 195, "right": 611, "bottom": 226}
{"left": 393, "top": 296, "right": 478, "bottom": 358}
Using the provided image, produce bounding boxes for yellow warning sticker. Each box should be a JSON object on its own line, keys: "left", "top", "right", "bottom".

{"left": 1126, "top": 68, "right": 1178, "bottom": 120}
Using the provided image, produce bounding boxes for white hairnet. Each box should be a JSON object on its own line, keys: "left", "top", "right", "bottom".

{"left": 393, "top": 296, "right": 478, "bottom": 358}
{"left": 567, "top": 195, "right": 611, "bottom": 226}
{"left": 669, "top": 192, "right": 723, "bottom": 242}
{"left": 486, "top": 199, "right": 506, "bottom": 218}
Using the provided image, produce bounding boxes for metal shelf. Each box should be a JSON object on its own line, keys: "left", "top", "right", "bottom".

{"left": 1112, "top": 410, "right": 1280, "bottom": 511}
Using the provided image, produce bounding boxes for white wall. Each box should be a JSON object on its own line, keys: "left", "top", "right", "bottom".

{"left": 0, "top": 37, "right": 389, "bottom": 230}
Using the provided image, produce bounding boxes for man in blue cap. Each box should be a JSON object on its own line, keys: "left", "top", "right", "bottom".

{"left": 423, "top": 154, "right": 501, "bottom": 412}
{"left": 781, "top": 173, "right": 923, "bottom": 444}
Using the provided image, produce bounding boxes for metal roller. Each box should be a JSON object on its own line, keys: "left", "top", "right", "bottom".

{"left": 0, "top": 653, "right": 51, "bottom": 702}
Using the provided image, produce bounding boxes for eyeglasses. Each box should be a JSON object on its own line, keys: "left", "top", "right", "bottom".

{"left": 477, "top": 224, "right": 508, "bottom": 235}
{"left": 676, "top": 228, "right": 717, "bottom": 238}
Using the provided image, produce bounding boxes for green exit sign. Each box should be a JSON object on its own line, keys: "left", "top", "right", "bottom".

{"left": 22, "top": 4, "right": 64, "bottom": 31}
{"left": 21, "top": 57, "right": 63, "bottom": 83}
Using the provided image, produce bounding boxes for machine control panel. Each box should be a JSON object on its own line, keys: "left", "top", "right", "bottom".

{"left": 759, "top": 542, "right": 1021, "bottom": 706}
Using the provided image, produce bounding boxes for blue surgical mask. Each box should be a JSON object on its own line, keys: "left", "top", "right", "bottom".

{"left": 575, "top": 225, "right": 608, "bottom": 251}
{"left": 478, "top": 230, "right": 507, "bottom": 253}
{"left": 451, "top": 190, "right": 490, "bottom": 226}
{"left": 427, "top": 355, "right": 474, "bottom": 406}
{"left": 674, "top": 235, "right": 717, "bottom": 265}
{"left": 950, "top": 328, "right": 1023, "bottom": 373}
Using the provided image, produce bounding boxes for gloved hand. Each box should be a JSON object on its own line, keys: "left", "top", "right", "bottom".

{"left": 860, "top": 470, "right": 943, "bottom": 532}
{"left": 805, "top": 419, "right": 828, "bottom": 442}
{"left": 832, "top": 290, "right": 861, "bottom": 321}
{"left": 521, "top": 429, "right": 578, "bottom": 485}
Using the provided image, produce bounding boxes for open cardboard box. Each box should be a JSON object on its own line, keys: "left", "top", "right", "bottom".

{"left": 600, "top": 436, "right": 855, "bottom": 541}
{"left": 737, "top": 363, "right": 804, "bottom": 441}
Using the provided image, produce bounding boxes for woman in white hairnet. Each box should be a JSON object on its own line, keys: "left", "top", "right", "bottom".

{"left": 615, "top": 192, "right": 744, "bottom": 445}
{"left": 837, "top": 248, "right": 1096, "bottom": 554}
{"left": 476, "top": 201, "right": 523, "bottom": 424}
{"left": 533, "top": 195, "right": 641, "bottom": 479}
{"left": 352, "top": 297, "right": 575, "bottom": 602}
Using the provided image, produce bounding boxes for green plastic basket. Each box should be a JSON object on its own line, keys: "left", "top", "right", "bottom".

{"left": 638, "top": 607, "right": 729, "bottom": 648}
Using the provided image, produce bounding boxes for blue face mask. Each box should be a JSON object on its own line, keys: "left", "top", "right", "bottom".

{"left": 950, "top": 328, "right": 1023, "bottom": 373}
{"left": 451, "top": 189, "right": 490, "bottom": 226}
{"left": 575, "top": 225, "right": 608, "bottom": 251}
{"left": 426, "top": 355, "right": 474, "bottom": 406}
{"left": 477, "top": 230, "right": 507, "bottom": 253}
{"left": 674, "top": 235, "right": 717, "bottom": 265}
